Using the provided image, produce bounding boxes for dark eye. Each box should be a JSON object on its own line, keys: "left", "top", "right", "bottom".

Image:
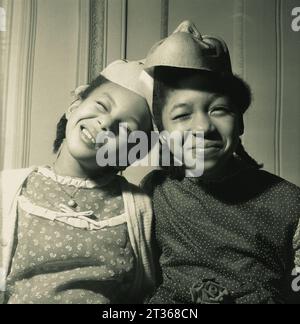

{"left": 210, "top": 106, "right": 232, "bottom": 115}
{"left": 172, "top": 113, "right": 191, "bottom": 121}
{"left": 95, "top": 101, "right": 109, "bottom": 113}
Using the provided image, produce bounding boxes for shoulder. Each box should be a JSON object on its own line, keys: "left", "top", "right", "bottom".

{"left": 251, "top": 169, "right": 300, "bottom": 227}
{"left": 117, "top": 175, "right": 153, "bottom": 216}
{"left": 255, "top": 169, "right": 300, "bottom": 201}
{"left": 117, "top": 175, "right": 148, "bottom": 198}
{"left": 140, "top": 169, "right": 168, "bottom": 197}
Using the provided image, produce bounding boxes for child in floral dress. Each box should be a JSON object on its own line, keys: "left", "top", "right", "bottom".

{"left": 0, "top": 60, "right": 155, "bottom": 304}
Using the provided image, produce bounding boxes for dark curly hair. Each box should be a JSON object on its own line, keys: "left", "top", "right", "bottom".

{"left": 152, "top": 66, "right": 262, "bottom": 178}
{"left": 53, "top": 75, "right": 109, "bottom": 153}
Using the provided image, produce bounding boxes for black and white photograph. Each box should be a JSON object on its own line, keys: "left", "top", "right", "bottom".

{"left": 0, "top": 0, "right": 300, "bottom": 307}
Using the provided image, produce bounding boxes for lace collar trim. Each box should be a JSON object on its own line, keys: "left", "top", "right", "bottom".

{"left": 37, "top": 166, "right": 116, "bottom": 189}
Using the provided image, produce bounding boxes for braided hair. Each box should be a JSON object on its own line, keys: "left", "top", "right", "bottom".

{"left": 53, "top": 114, "right": 68, "bottom": 154}
{"left": 53, "top": 75, "right": 109, "bottom": 154}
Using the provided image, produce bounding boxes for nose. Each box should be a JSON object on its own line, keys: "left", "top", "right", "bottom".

{"left": 192, "top": 111, "right": 215, "bottom": 135}
{"left": 96, "top": 116, "right": 119, "bottom": 134}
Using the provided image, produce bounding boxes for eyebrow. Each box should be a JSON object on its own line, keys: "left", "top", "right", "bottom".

{"left": 171, "top": 94, "right": 229, "bottom": 111}
{"left": 100, "top": 92, "right": 116, "bottom": 106}
{"left": 171, "top": 103, "right": 193, "bottom": 111}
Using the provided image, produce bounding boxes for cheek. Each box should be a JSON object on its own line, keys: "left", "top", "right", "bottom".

{"left": 69, "top": 101, "right": 99, "bottom": 123}
{"left": 66, "top": 109, "right": 82, "bottom": 133}
{"left": 161, "top": 110, "right": 173, "bottom": 132}
{"left": 65, "top": 120, "right": 74, "bottom": 140}
{"left": 213, "top": 117, "right": 239, "bottom": 141}
{"left": 164, "top": 123, "right": 186, "bottom": 134}
{"left": 161, "top": 114, "right": 186, "bottom": 134}
{"left": 65, "top": 114, "right": 80, "bottom": 140}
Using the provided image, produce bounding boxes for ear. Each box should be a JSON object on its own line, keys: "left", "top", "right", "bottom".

{"left": 238, "top": 115, "right": 244, "bottom": 136}
{"left": 66, "top": 84, "right": 89, "bottom": 119}
{"left": 65, "top": 99, "right": 81, "bottom": 119}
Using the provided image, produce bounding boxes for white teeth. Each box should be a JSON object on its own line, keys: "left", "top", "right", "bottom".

{"left": 82, "top": 128, "right": 95, "bottom": 144}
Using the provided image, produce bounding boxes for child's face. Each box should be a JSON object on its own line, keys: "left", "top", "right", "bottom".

{"left": 65, "top": 81, "right": 151, "bottom": 168}
{"left": 161, "top": 74, "right": 243, "bottom": 177}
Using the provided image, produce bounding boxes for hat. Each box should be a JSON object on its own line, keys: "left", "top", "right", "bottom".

{"left": 70, "top": 59, "right": 147, "bottom": 109}
{"left": 144, "top": 20, "right": 233, "bottom": 76}
{"left": 101, "top": 59, "right": 146, "bottom": 98}
{"left": 140, "top": 20, "right": 234, "bottom": 108}
{"left": 70, "top": 59, "right": 156, "bottom": 130}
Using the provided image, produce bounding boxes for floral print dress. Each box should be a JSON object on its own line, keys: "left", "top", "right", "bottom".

{"left": 6, "top": 167, "right": 136, "bottom": 304}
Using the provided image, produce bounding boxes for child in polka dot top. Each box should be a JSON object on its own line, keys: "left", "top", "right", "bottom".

{"left": 0, "top": 60, "right": 156, "bottom": 304}
{"left": 141, "top": 21, "right": 300, "bottom": 304}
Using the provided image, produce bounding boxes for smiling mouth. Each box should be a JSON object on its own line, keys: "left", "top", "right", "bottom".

{"left": 204, "top": 141, "right": 223, "bottom": 149}
{"left": 188, "top": 142, "right": 223, "bottom": 150}
{"left": 188, "top": 142, "right": 223, "bottom": 159}
{"left": 80, "top": 125, "right": 96, "bottom": 145}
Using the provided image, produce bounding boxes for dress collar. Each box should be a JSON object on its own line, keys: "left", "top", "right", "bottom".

{"left": 37, "top": 166, "right": 116, "bottom": 189}
{"left": 187, "top": 157, "right": 257, "bottom": 186}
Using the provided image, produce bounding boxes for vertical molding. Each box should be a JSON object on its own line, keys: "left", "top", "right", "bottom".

{"left": 275, "top": 0, "right": 283, "bottom": 176}
{"left": 161, "top": 0, "right": 169, "bottom": 39}
{"left": 3, "top": 0, "right": 37, "bottom": 169}
{"left": 118, "top": 0, "right": 128, "bottom": 178}
{"left": 106, "top": 0, "right": 123, "bottom": 65}
{"left": 76, "top": 0, "right": 90, "bottom": 86}
{"left": 103, "top": 0, "right": 108, "bottom": 67}
{"left": 88, "top": 0, "right": 106, "bottom": 81}
{"left": 0, "top": 0, "right": 12, "bottom": 170}
{"left": 121, "top": 0, "right": 128, "bottom": 60}
{"left": 21, "top": 0, "right": 37, "bottom": 167}
{"left": 233, "top": 0, "right": 245, "bottom": 78}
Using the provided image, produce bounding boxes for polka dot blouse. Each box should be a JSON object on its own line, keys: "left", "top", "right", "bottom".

{"left": 144, "top": 163, "right": 300, "bottom": 304}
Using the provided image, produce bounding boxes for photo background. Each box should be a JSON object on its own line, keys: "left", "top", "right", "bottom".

{"left": 1, "top": 0, "right": 299, "bottom": 186}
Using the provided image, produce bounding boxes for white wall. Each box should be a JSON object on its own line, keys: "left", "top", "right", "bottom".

{"left": 29, "top": 0, "right": 80, "bottom": 166}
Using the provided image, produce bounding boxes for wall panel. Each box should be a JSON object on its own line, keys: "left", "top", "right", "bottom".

{"left": 29, "top": 0, "right": 79, "bottom": 166}
{"left": 242, "top": 0, "right": 278, "bottom": 174}
{"left": 106, "top": 0, "right": 123, "bottom": 64}
{"left": 126, "top": 0, "right": 162, "bottom": 60}
{"left": 280, "top": 0, "right": 300, "bottom": 185}
{"left": 168, "top": 0, "right": 236, "bottom": 52}
{"left": 3, "top": 0, "right": 38, "bottom": 169}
